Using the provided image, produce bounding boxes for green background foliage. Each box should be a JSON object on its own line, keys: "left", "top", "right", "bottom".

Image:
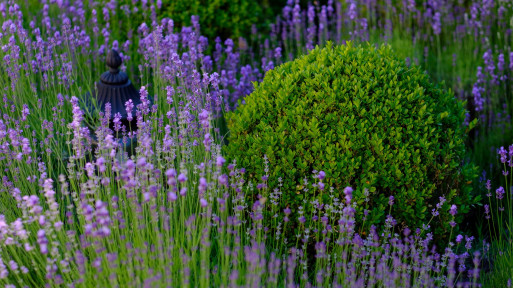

{"left": 159, "top": 0, "right": 265, "bottom": 41}
{"left": 225, "top": 42, "right": 480, "bottom": 240}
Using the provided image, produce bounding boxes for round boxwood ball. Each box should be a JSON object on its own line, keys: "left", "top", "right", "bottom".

{"left": 224, "top": 42, "right": 478, "bottom": 239}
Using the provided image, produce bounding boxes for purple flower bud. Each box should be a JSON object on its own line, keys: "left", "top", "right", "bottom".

{"left": 216, "top": 156, "right": 226, "bottom": 167}
{"left": 203, "top": 133, "right": 212, "bottom": 151}
{"left": 199, "top": 177, "right": 208, "bottom": 194}
{"left": 388, "top": 196, "right": 394, "bottom": 206}
{"left": 113, "top": 112, "right": 122, "bottom": 132}
{"left": 449, "top": 205, "right": 458, "bottom": 216}
{"left": 318, "top": 171, "right": 326, "bottom": 180}
{"left": 218, "top": 174, "right": 229, "bottom": 186}
{"left": 432, "top": 12, "right": 441, "bottom": 35}
{"left": 200, "top": 198, "right": 208, "bottom": 207}
{"left": 166, "top": 169, "right": 177, "bottom": 186}
{"left": 177, "top": 173, "right": 187, "bottom": 183}
{"left": 136, "top": 157, "right": 147, "bottom": 169}
{"left": 284, "top": 207, "right": 291, "bottom": 215}
{"left": 499, "top": 146, "right": 508, "bottom": 163}
{"left": 318, "top": 182, "right": 325, "bottom": 190}
{"left": 465, "top": 236, "right": 474, "bottom": 250}
{"left": 96, "top": 157, "right": 106, "bottom": 173}
{"left": 456, "top": 234, "right": 463, "bottom": 243}
{"left": 38, "top": 215, "right": 45, "bottom": 226}
{"left": 168, "top": 192, "right": 177, "bottom": 202}
{"left": 496, "top": 186, "right": 505, "bottom": 200}
{"left": 484, "top": 204, "right": 490, "bottom": 219}
{"left": 85, "top": 163, "right": 95, "bottom": 178}
{"left": 125, "top": 99, "right": 134, "bottom": 122}
{"left": 165, "top": 86, "right": 175, "bottom": 105}
{"left": 343, "top": 187, "right": 353, "bottom": 204}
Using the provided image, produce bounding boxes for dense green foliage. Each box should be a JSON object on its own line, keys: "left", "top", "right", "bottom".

{"left": 225, "top": 42, "right": 479, "bottom": 239}
{"left": 159, "top": 0, "right": 264, "bottom": 41}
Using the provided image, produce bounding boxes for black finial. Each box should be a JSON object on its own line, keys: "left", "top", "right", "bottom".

{"left": 106, "top": 49, "right": 122, "bottom": 73}
{"left": 83, "top": 48, "right": 142, "bottom": 130}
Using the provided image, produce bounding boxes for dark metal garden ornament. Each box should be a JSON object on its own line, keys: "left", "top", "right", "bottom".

{"left": 88, "top": 49, "right": 141, "bottom": 131}
{"left": 82, "top": 49, "right": 141, "bottom": 159}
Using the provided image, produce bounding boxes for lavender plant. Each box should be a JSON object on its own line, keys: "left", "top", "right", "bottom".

{"left": 479, "top": 145, "right": 513, "bottom": 286}
{"left": 0, "top": 0, "right": 510, "bottom": 286}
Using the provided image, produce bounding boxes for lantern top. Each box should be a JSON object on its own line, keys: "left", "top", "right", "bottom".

{"left": 100, "top": 49, "right": 129, "bottom": 85}
{"left": 82, "top": 49, "right": 141, "bottom": 126}
{"left": 106, "top": 49, "right": 122, "bottom": 73}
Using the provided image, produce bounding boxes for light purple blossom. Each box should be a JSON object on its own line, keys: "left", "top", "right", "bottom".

{"left": 177, "top": 173, "right": 187, "bottom": 183}
{"left": 216, "top": 156, "right": 226, "bottom": 168}
{"left": 449, "top": 205, "right": 457, "bottom": 216}
{"left": 496, "top": 186, "right": 505, "bottom": 200}
{"left": 343, "top": 187, "right": 353, "bottom": 204}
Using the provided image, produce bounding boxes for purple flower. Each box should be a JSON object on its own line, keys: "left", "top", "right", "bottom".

{"left": 456, "top": 234, "right": 463, "bottom": 243}
{"left": 199, "top": 109, "right": 210, "bottom": 130}
{"left": 198, "top": 177, "right": 208, "bottom": 194}
{"left": 318, "top": 182, "right": 325, "bottom": 190}
{"left": 436, "top": 196, "right": 446, "bottom": 209}
{"left": 498, "top": 53, "right": 505, "bottom": 72}
{"left": 318, "top": 171, "right": 326, "bottom": 180}
{"left": 96, "top": 157, "right": 106, "bottom": 173}
{"left": 218, "top": 174, "right": 229, "bottom": 186}
{"left": 465, "top": 236, "right": 474, "bottom": 250}
{"left": 37, "top": 229, "right": 48, "bottom": 254}
{"left": 388, "top": 196, "right": 394, "bottom": 206}
{"left": 200, "top": 198, "right": 208, "bottom": 207}
{"left": 166, "top": 169, "right": 177, "bottom": 179}
{"left": 496, "top": 186, "right": 505, "bottom": 200}
{"left": 203, "top": 133, "right": 212, "bottom": 151}
{"left": 125, "top": 99, "right": 134, "bottom": 122}
{"left": 347, "top": 1, "right": 357, "bottom": 20}
{"left": 113, "top": 112, "right": 122, "bottom": 132}
{"left": 166, "top": 86, "right": 175, "bottom": 105}
{"left": 449, "top": 204, "right": 458, "bottom": 216}
{"left": 499, "top": 146, "right": 508, "bottom": 163}
{"left": 139, "top": 86, "right": 150, "bottom": 115}
{"left": 168, "top": 192, "right": 177, "bottom": 202}
{"left": 432, "top": 12, "right": 441, "bottom": 35}
{"left": 177, "top": 173, "right": 187, "bottom": 183}
{"left": 343, "top": 187, "right": 353, "bottom": 204}
{"left": 216, "top": 156, "right": 226, "bottom": 168}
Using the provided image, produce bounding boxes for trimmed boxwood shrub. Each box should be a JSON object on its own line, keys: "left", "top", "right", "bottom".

{"left": 224, "top": 42, "right": 479, "bottom": 240}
